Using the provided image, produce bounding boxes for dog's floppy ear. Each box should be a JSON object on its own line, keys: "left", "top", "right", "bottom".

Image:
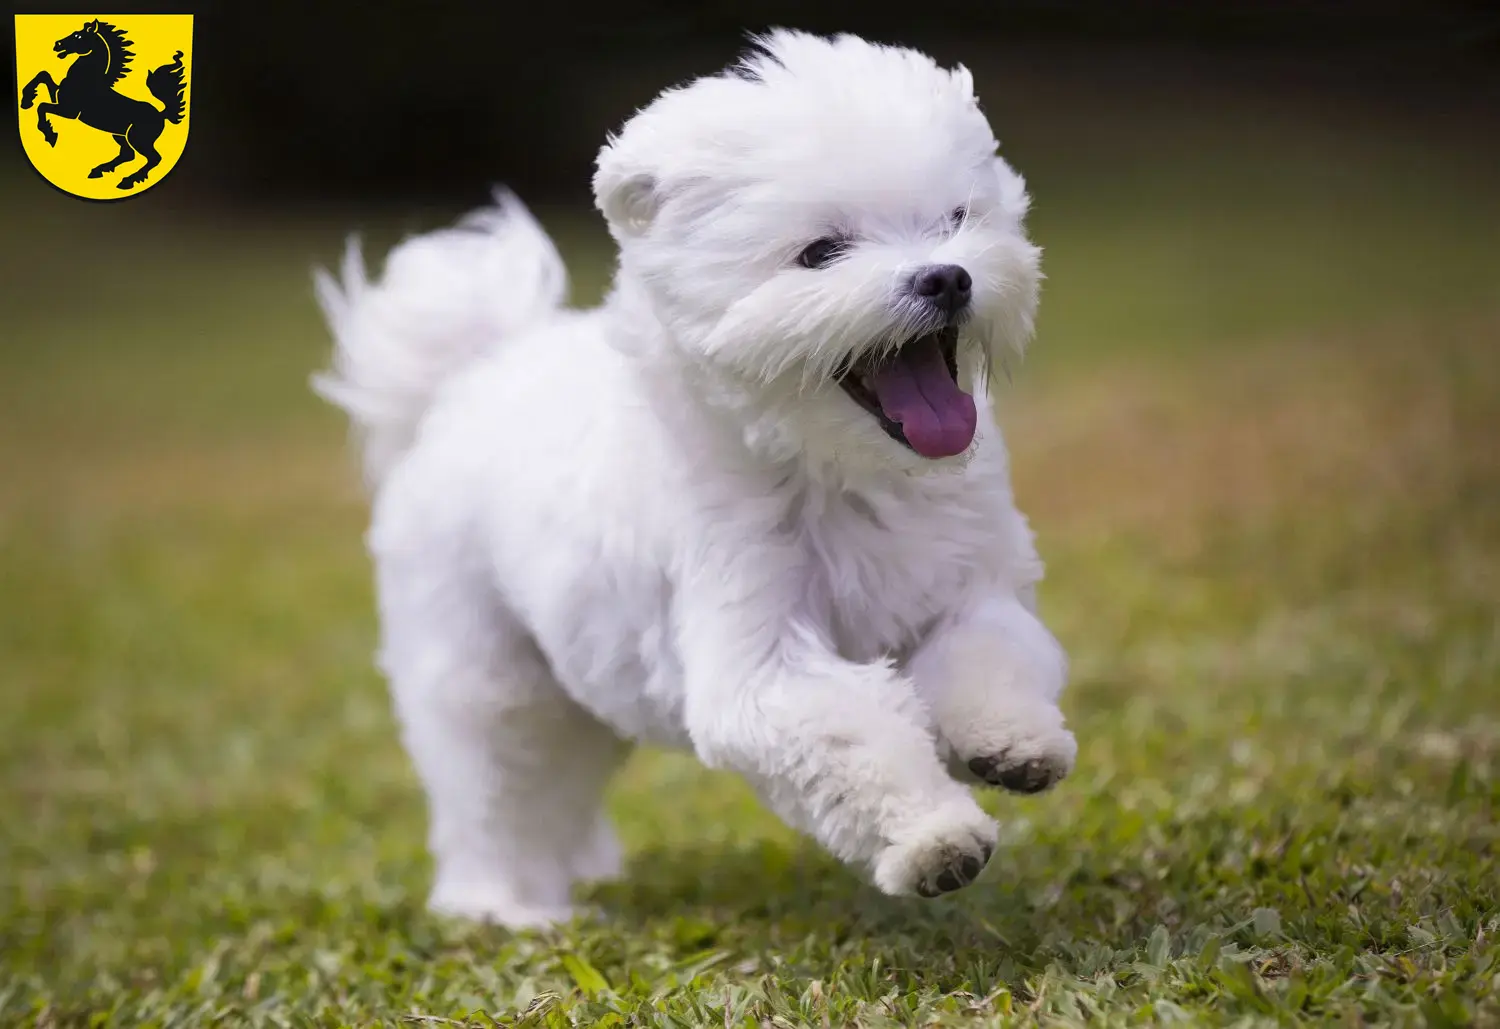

{"left": 593, "top": 138, "right": 660, "bottom": 238}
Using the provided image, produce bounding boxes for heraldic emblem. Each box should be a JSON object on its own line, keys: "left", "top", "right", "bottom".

{"left": 15, "top": 15, "right": 193, "bottom": 199}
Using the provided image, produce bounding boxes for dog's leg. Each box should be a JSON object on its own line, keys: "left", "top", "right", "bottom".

{"left": 907, "top": 592, "right": 1076, "bottom": 795}
{"left": 678, "top": 548, "right": 998, "bottom": 898}
{"left": 376, "top": 555, "right": 630, "bottom": 928}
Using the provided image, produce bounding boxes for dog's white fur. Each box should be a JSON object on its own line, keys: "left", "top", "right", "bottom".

{"left": 314, "top": 29, "right": 1075, "bottom": 928}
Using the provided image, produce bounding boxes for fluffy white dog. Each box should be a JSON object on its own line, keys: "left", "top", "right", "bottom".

{"left": 314, "top": 29, "right": 1076, "bottom": 928}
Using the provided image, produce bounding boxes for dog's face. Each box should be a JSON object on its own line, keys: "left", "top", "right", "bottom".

{"left": 595, "top": 30, "right": 1041, "bottom": 478}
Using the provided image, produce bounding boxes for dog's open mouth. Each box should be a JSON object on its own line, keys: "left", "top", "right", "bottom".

{"left": 837, "top": 326, "right": 977, "bottom": 459}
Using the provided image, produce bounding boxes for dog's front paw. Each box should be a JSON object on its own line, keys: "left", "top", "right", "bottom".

{"left": 872, "top": 797, "right": 998, "bottom": 898}
{"left": 954, "top": 702, "right": 1077, "bottom": 795}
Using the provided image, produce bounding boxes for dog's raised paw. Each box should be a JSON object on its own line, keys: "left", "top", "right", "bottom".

{"left": 968, "top": 752, "right": 1068, "bottom": 794}
{"left": 914, "top": 841, "right": 994, "bottom": 897}
{"left": 872, "top": 798, "right": 998, "bottom": 898}
{"left": 952, "top": 707, "right": 1077, "bottom": 795}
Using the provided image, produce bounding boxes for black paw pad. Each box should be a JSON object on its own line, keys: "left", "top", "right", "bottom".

{"left": 999, "top": 759, "right": 1055, "bottom": 794}
{"left": 967, "top": 755, "right": 1000, "bottom": 782}
{"left": 916, "top": 846, "right": 992, "bottom": 898}
{"left": 969, "top": 755, "right": 1057, "bottom": 794}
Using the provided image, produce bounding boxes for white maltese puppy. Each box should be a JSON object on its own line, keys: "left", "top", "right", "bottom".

{"left": 314, "top": 29, "right": 1075, "bottom": 928}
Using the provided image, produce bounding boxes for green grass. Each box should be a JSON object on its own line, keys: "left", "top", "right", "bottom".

{"left": 2, "top": 107, "right": 1499, "bottom": 1027}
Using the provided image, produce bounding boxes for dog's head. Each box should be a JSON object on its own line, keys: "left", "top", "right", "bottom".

{"left": 594, "top": 30, "right": 1041, "bottom": 478}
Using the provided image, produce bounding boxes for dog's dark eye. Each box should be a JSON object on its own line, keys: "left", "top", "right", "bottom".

{"left": 797, "top": 237, "right": 849, "bottom": 270}
{"left": 950, "top": 206, "right": 968, "bottom": 226}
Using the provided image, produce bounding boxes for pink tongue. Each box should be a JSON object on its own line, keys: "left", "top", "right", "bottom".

{"left": 869, "top": 337, "right": 977, "bottom": 458}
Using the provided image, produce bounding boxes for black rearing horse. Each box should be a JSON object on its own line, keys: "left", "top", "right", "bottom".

{"left": 20, "top": 19, "right": 186, "bottom": 190}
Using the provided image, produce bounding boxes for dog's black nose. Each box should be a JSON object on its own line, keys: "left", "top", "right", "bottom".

{"left": 911, "top": 264, "right": 973, "bottom": 314}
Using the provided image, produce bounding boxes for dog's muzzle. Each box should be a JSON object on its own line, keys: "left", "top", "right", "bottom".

{"left": 836, "top": 324, "right": 977, "bottom": 459}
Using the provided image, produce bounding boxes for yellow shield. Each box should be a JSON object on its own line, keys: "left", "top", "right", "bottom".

{"left": 14, "top": 14, "right": 192, "bottom": 200}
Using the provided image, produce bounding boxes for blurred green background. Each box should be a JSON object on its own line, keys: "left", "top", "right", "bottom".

{"left": 4, "top": 8, "right": 1500, "bottom": 1025}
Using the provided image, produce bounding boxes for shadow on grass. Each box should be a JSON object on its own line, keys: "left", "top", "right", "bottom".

{"left": 583, "top": 834, "right": 1214, "bottom": 987}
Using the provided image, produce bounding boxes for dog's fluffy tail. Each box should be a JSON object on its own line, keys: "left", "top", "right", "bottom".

{"left": 312, "top": 189, "right": 568, "bottom": 490}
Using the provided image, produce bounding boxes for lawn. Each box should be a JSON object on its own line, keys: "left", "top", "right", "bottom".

{"left": 1, "top": 103, "right": 1498, "bottom": 1026}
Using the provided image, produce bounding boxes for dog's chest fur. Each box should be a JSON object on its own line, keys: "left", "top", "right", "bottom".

{"left": 534, "top": 466, "right": 1012, "bottom": 749}
{"left": 789, "top": 477, "right": 997, "bottom": 664}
